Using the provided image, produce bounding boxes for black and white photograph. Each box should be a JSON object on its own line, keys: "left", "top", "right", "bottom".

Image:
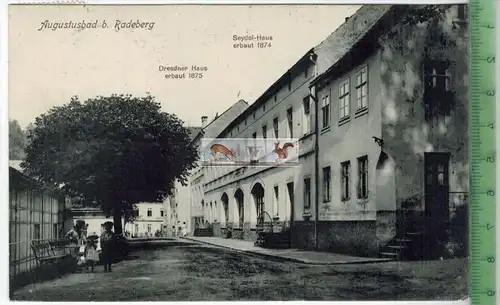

{"left": 8, "top": 3, "right": 469, "bottom": 301}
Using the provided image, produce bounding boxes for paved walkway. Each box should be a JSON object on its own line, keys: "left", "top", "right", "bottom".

{"left": 182, "top": 236, "right": 392, "bottom": 265}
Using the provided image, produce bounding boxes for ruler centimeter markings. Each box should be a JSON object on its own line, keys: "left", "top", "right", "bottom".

{"left": 470, "top": 1, "right": 497, "bottom": 305}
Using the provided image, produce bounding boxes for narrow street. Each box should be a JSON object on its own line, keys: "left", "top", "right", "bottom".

{"left": 12, "top": 240, "right": 468, "bottom": 301}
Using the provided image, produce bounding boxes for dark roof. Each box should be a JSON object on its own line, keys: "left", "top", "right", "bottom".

{"left": 192, "top": 99, "right": 249, "bottom": 144}
{"left": 310, "top": 5, "right": 418, "bottom": 89}
{"left": 9, "top": 163, "right": 64, "bottom": 199}
{"left": 216, "top": 5, "right": 392, "bottom": 139}
{"left": 312, "top": 5, "right": 393, "bottom": 78}
{"left": 186, "top": 126, "right": 203, "bottom": 141}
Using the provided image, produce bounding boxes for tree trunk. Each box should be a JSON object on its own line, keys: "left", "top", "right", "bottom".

{"left": 113, "top": 210, "right": 123, "bottom": 235}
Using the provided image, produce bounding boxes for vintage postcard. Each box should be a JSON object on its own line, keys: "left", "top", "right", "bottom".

{"left": 8, "top": 3, "right": 469, "bottom": 301}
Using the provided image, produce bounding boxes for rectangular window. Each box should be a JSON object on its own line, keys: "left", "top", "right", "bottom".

{"left": 341, "top": 161, "right": 351, "bottom": 201}
{"left": 303, "top": 177, "right": 311, "bottom": 210}
{"left": 273, "top": 117, "right": 279, "bottom": 139}
{"left": 147, "top": 224, "right": 152, "bottom": 233}
{"left": 147, "top": 209, "right": 152, "bottom": 217}
{"left": 357, "top": 156, "right": 369, "bottom": 199}
{"left": 321, "top": 95, "right": 330, "bottom": 128}
{"left": 322, "top": 166, "right": 331, "bottom": 203}
{"left": 160, "top": 210, "right": 164, "bottom": 217}
{"left": 34, "top": 224, "right": 41, "bottom": 240}
{"left": 287, "top": 107, "right": 293, "bottom": 138}
{"left": 273, "top": 185, "right": 279, "bottom": 216}
{"left": 53, "top": 223, "right": 59, "bottom": 238}
{"left": 253, "top": 112, "right": 256, "bottom": 120}
{"left": 356, "top": 67, "right": 368, "bottom": 111}
{"left": 457, "top": 4, "right": 468, "bottom": 21}
{"left": 252, "top": 132, "right": 257, "bottom": 139}
{"left": 424, "top": 59, "right": 452, "bottom": 120}
{"left": 262, "top": 125, "right": 267, "bottom": 139}
{"left": 303, "top": 96, "right": 311, "bottom": 135}
{"left": 339, "top": 79, "right": 350, "bottom": 120}
{"left": 263, "top": 103, "right": 266, "bottom": 112}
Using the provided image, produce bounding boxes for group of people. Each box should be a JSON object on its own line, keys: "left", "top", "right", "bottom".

{"left": 65, "top": 221, "right": 117, "bottom": 273}
{"left": 172, "top": 222, "right": 188, "bottom": 238}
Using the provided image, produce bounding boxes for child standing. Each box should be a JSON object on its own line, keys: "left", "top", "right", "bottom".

{"left": 84, "top": 238, "right": 99, "bottom": 272}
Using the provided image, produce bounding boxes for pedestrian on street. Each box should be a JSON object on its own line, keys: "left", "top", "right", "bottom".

{"left": 182, "top": 222, "right": 188, "bottom": 237}
{"left": 84, "top": 233, "right": 99, "bottom": 272}
{"left": 100, "top": 222, "right": 116, "bottom": 272}
{"left": 65, "top": 225, "right": 80, "bottom": 256}
{"left": 172, "top": 225, "right": 177, "bottom": 238}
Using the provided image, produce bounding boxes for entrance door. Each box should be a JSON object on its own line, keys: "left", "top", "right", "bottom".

{"left": 424, "top": 152, "right": 450, "bottom": 258}
{"left": 286, "top": 182, "right": 295, "bottom": 222}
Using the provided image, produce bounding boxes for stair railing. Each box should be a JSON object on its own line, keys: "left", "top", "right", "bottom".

{"left": 256, "top": 211, "right": 274, "bottom": 234}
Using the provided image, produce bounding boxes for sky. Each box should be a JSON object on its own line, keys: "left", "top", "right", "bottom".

{"left": 8, "top": 4, "right": 360, "bottom": 129}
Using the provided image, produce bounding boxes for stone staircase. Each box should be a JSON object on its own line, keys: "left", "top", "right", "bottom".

{"left": 194, "top": 228, "right": 214, "bottom": 237}
{"left": 379, "top": 210, "right": 425, "bottom": 261}
{"left": 379, "top": 231, "right": 424, "bottom": 261}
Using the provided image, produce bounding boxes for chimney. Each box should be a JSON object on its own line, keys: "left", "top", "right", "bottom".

{"left": 345, "top": 17, "right": 350, "bottom": 22}
{"left": 201, "top": 116, "right": 208, "bottom": 128}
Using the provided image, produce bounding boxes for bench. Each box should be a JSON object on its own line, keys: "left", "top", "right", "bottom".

{"left": 31, "top": 239, "right": 74, "bottom": 277}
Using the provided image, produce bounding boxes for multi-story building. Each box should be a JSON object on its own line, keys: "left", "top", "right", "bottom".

{"left": 202, "top": 50, "right": 317, "bottom": 241}
{"left": 195, "top": 4, "right": 469, "bottom": 259}
{"left": 308, "top": 4, "right": 468, "bottom": 258}
{"left": 72, "top": 202, "right": 164, "bottom": 239}
{"left": 126, "top": 203, "right": 164, "bottom": 237}
{"left": 163, "top": 126, "right": 202, "bottom": 234}
{"left": 189, "top": 100, "right": 249, "bottom": 233}
{"left": 200, "top": 4, "right": 392, "bottom": 243}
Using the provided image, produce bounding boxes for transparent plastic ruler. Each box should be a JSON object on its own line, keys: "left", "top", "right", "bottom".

{"left": 470, "top": 1, "right": 497, "bottom": 304}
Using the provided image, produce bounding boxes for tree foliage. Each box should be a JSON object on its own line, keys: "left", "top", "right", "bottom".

{"left": 22, "top": 94, "right": 199, "bottom": 234}
{"left": 382, "top": 5, "right": 454, "bottom": 41}
{"left": 9, "top": 120, "right": 27, "bottom": 160}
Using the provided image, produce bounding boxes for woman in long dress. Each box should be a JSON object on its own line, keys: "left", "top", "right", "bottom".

{"left": 65, "top": 226, "right": 80, "bottom": 256}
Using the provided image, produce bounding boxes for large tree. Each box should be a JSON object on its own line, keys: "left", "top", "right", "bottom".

{"left": 9, "top": 120, "right": 27, "bottom": 160}
{"left": 22, "top": 94, "right": 199, "bottom": 235}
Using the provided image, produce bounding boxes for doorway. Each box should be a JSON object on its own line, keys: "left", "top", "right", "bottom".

{"left": 286, "top": 182, "right": 295, "bottom": 222}
{"left": 424, "top": 152, "right": 450, "bottom": 258}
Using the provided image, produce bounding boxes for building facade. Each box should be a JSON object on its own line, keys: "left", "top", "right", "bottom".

{"left": 188, "top": 101, "right": 249, "bottom": 233}
{"left": 307, "top": 4, "right": 469, "bottom": 257}
{"left": 72, "top": 202, "right": 164, "bottom": 239}
{"left": 194, "top": 4, "right": 469, "bottom": 259}
{"left": 163, "top": 126, "right": 203, "bottom": 235}
{"left": 202, "top": 50, "right": 317, "bottom": 241}
{"left": 9, "top": 161, "right": 69, "bottom": 279}
{"left": 126, "top": 203, "right": 164, "bottom": 237}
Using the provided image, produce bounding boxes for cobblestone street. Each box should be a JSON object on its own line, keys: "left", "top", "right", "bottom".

{"left": 12, "top": 240, "right": 468, "bottom": 301}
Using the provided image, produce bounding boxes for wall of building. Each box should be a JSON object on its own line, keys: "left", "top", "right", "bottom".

{"left": 174, "top": 180, "right": 191, "bottom": 231}
{"left": 299, "top": 51, "right": 386, "bottom": 256}
{"left": 379, "top": 5, "right": 469, "bottom": 213}
{"left": 202, "top": 57, "right": 316, "bottom": 242}
{"left": 9, "top": 168, "right": 67, "bottom": 278}
{"left": 317, "top": 51, "right": 383, "bottom": 221}
{"left": 125, "top": 203, "right": 164, "bottom": 237}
